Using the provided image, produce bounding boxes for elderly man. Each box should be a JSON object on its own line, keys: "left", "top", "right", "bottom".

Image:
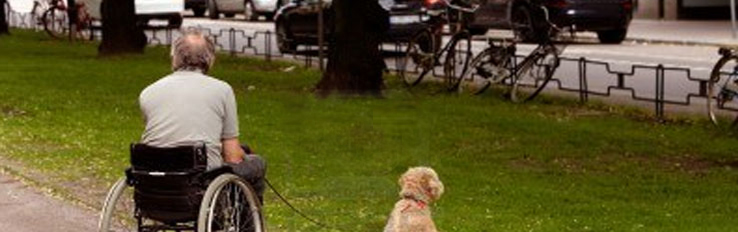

{"left": 139, "top": 30, "right": 266, "bottom": 201}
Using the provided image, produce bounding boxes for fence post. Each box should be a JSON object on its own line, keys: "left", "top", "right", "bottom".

{"left": 265, "top": 30, "right": 272, "bottom": 62}
{"left": 228, "top": 28, "right": 236, "bottom": 57}
{"left": 655, "top": 65, "right": 665, "bottom": 120}
{"left": 166, "top": 28, "right": 173, "bottom": 45}
{"left": 578, "top": 57, "right": 588, "bottom": 104}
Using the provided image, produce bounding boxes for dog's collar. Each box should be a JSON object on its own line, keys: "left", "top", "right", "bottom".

{"left": 402, "top": 196, "right": 428, "bottom": 210}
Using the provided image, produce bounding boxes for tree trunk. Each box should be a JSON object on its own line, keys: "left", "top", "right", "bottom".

{"left": 0, "top": 0, "right": 9, "bottom": 35}
{"left": 315, "top": 0, "right": 389, "bottom": 96}
{"left": 98, "top": 0, "right": 146, "bottom": 55}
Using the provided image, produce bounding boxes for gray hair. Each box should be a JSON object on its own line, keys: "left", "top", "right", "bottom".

{"left": 171, "top": 30, "right": 216, "bottom": 73}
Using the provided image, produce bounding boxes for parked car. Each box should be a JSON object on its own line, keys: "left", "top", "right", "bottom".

{"left": 186, "top": 0, "right": 207, "bottom": 17}
{"left": 83, "top": 0, "right": 184, "bottom": 28}
{"left": 274, "top": 0, "right": 445, "bottom": 53}
{"left": 207, "top": 0, "right": 282, "bottom": 21}
{"left": 466, "top": 0, "right": 635, "bottom": 43}
{"left": 135, "top": 0, "right": 185, "bottom": 27}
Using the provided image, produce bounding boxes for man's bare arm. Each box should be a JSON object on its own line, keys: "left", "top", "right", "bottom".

{"left": 222, "top": 138, "right": 245, "bottom": 164}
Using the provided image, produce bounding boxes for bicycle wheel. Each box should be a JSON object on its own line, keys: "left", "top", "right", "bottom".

{"left": 399, "top": 29, "right": 436, "bottom": 87}
{"left": 442, "top": 30, "right": 472, "bottom": 91}
{"left": 42, "top": 6, "right": 69, "bottom": 39}
{"left": 32, "top": 1, "right": 50, "bottom": 27}
{"left": 98, "top": 178, "right": 138, "bottom": 232}
{"left": 510, "top": 44, "right": 559, "bottom": 102}
{"left": 458, "top": 45, "right": 514, "bottom": 95}
{"left": 707, "top": 54, "right": 738, "bottom": 129}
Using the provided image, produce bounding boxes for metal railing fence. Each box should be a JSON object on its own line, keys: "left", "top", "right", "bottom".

{"left": 6, "top": 9, "right": 730, "bottom": 121}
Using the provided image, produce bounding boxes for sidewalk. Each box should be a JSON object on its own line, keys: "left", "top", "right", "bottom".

{"left": 0, "top": 173, "right": 98, "bottom": 232}
{"left": 609, "top": 19, "right": 738, "bottom": 47}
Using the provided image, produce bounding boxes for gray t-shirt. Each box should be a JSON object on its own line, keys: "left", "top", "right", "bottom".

{"left": 139, "top": 70, "right": 240, "bottom": 170}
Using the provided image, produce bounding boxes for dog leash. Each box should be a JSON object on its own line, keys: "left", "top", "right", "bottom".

{"left": 265, "top": 178, "right": 347, "bottom": 232}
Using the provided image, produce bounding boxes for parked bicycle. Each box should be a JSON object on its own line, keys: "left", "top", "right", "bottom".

{"left": 707, "top": 47, "right": 738, "bottom": 128}
{"left": 458, "top": 5, "right": 563, "bottom": 103}
{"left": 398, "top": 0, "right": 477, "bottom": 91}
{"left": 31, "top": 0, "right": 49, "bottom": 27}
{"left": 37, "top": 0, "right": 94, "bottom": 40}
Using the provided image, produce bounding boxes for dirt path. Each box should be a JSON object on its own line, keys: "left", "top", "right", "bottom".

{"left": 0, "top": 173, "right": 99, "bottom": 232}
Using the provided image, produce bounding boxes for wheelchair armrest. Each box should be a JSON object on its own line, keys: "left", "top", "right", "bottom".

{"left": 125, "top": 167, "right": 135, "bottom": 186}
{"left": 198, "top": 166, "right": 234, "bottom": 184}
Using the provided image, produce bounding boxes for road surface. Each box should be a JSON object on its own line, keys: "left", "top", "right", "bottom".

{"left": 0, "top": 173, "right": 99, "bottom": 232}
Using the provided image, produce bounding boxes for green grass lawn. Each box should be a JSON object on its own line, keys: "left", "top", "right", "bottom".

{"left": 1, "top": 30, "right": 738, "bottom": 231}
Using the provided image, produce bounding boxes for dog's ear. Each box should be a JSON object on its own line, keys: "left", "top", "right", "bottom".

{"left": 423, "top": 170, "right": 444, "bottom": 200}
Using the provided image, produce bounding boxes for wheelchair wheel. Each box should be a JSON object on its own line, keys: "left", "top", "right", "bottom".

{"left": 98, "top": 177, "right": 137, "bottom": 232}
{"left": 198, "top": 174, "right": 265, "bottom": 232}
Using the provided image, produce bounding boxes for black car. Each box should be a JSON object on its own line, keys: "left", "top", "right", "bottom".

{"left": 466, "top": 0, "right": 635, "bottom": 43}
{"left": 186, "top": 0, "right": 208, "bottom": 17}
{"left": 274, "top": 0, "right": 445, "bottom": 53}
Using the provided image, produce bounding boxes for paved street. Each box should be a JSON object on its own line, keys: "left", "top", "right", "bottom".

{"left": 0, "top": 173, "right": 99, "bottom": 232}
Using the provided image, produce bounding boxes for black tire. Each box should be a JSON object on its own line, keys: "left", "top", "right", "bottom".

{"left": 264, "top": 12, "right": 276, "bottom": 21}
{"left": 42, "top": 6, "right": 68, "bottom": 39}
{"left": 168, "top": 15, "right": 183, "bottom": 28}
{"left": 197, "top": 174, "right": 265, "bottom": 232}
{"left": 193, "top": 7, "right": 206, "bottom": 17}
{"left": 443, "top": 30, "right": 473, "bottom": 91}
{"left": 276, "top": 21, "right": 296, "bottom": 53}
{"left": 244, "top": 1, "right": 259, "bottom": 21}
{"left": 31, "top": 1, "right": 48, "bottom": 27}
{"left": 208, "top": 0, "right": 220, "bottom": 19}
{"left": 707, "top": 54, "right": 738, "bottom": 129}
{"left": 459, "top": 45, "right": 514, "bottom": 95}
{"left": 468, "top": 27, "right": 488, "bottom": 36}
{"left": 98, "top": 178, "right": 137, "bottom": 232}
{"left": 597, "top": 28, "right": 627, "bottom": 44}
{"left": 510, "top": 44, "right": 559, "bottom": 102}
{"left": 399, "top": 29, "right": 437, "bottom": 87}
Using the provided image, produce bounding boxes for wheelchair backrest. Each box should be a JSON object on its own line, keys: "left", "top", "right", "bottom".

{"left": 128, "top": 143, "right": 208, "bottom": 224}
{"left": 130, "top": 143, "right": 207, "bottom": 173}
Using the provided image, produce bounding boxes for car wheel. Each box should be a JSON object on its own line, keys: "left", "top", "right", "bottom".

{"left": 597, "top": 28, "right": 627, "bottom": 44}
{"left": 276, "top": 22, "right": 296, "bottom": 53}
{"left": 264, "top": 13, "right": 275, "bottom": 21}
{"left": 511, "top": 5, "right": 537, "bottom": 43}
{"left": 244, "top": 1, "right": 259, "bottom": 21}
{"left": 168, "top": 14, "right": 183, "bottom": 28}
{"left": 135, "top": 18, "right": 150, "bottom": 28}
{"left": 208, "top": 0, "right": 220, "bottom": 19}
{"left": 468, "top": 27, "right": 488, "bottom": 36}
{"left": 193, "top": 7, "right": 206, "bottom": 17}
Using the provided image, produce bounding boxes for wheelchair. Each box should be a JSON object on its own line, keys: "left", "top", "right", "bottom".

{"left": 98, "top": 143, "right": 266, "bottom": 232}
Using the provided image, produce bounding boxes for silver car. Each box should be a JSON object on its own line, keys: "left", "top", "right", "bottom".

{"left": 207, "top": 0, "right": 282, "bottom": 21}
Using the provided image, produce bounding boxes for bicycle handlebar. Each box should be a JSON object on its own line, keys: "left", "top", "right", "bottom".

{"left": 538, "top": 5, "right": 563, "bottom": 33}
